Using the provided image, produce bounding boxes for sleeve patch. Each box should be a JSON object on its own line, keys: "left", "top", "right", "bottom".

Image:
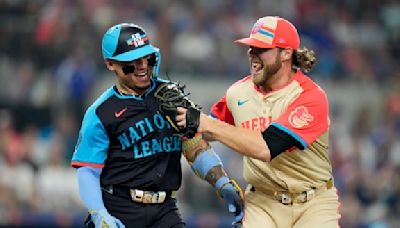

{"left": 274, "top": 86, "right": 329, "bottom": 145}
{"left": 288, "top": 106, "right": 314, "bottom": 128}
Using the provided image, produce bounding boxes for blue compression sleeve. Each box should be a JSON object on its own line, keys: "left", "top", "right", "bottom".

{"left": 76, "top": 166, "right": 105, "bottom": 210}
{"left": 191, "top": 147, "right": 223, "bottom": 178}
{"left": 215, "top": 176, "right": 230, "bottom": 189}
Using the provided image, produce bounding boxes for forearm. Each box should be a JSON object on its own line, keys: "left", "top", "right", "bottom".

{"left": 183, "top": 134, "right": 244, "bottom": 223}
{"left": 199, "top": 114, "right": 271, "bottom": 162}
{"left": 76, "top": 166, "right": 105, "bottom": 210}
{"left": 183, "top": 135, "right": 229, "bottom": 187}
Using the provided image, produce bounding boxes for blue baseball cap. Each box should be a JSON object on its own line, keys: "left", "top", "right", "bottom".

{"left": 102, "top": 23, "right": 159, "bottom": 61}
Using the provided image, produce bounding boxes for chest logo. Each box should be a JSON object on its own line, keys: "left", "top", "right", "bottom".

{"left": 115, "top": 107, "right": 128, "bottom": 118}
{"left": 237, "top": 99, "right": 249, "bottom": 106}
{"left": 288, "top": 106, "right": 313, "bottom": 128}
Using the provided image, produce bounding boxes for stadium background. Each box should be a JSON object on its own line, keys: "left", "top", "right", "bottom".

{"left": 0, "top": 0, "right": 399, "bottom": 227}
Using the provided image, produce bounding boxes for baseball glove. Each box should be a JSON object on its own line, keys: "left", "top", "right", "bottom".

{"left": 154, "top": 81, "right": 201, "bottom": 138}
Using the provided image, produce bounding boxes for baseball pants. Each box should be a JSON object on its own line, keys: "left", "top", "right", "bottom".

{"left": 242, "top": 187, "right": 341, "bottom": 228}
{"left": 85, "top": 186, "right": 185, "bottom": 228}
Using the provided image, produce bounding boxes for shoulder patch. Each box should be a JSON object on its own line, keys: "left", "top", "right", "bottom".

{"left": 288, "top": 106, "right": 314, "bottom": 128}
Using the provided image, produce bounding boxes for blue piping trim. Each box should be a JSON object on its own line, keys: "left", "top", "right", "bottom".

{"left": 259, "top": 29, "right": 274, "bottom": 38}
{"left": 209, "top": 112, "right": 218, "bottom": 119}
{"left": 144, "top": 78, "right": 156, "bottom": 96}
{"left": 270, "top": 122, "right": 307, "bottom": 149}
{"left": 153, "top": 51, "right": 161, "bottom": 78}
{"left": 112, "top": 88, "right": 143, "bottom": 100}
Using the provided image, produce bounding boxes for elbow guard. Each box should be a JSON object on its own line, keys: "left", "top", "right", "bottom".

{"left": 191, "top": 147, "right": 223, "bottom": 179}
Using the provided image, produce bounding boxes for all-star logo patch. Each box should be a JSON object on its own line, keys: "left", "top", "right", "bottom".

{"left": 112, "top": 26, "right": 151, "bottom": 57}
{"left": 126, "top": 33, "right": 148, "bottom": 48}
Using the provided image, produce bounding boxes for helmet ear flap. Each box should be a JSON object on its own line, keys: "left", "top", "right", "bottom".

{"left": 148, "top": 53, "right": 157, "bottom": 67}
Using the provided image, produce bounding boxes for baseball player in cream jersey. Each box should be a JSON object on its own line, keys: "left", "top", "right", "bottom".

{"left": 176, "top": 16, "right": 341, "bottom": 227}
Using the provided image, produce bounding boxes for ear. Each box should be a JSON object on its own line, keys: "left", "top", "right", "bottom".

{"left": 280, "top": 48, "right": 293, "bottom": 61}
{"left": 104, "top": 59, "right": 116, "bottom": 71}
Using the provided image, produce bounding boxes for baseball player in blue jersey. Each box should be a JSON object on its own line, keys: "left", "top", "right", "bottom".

{"left": 71, "top": 23, "right": 243, "bottom": 228}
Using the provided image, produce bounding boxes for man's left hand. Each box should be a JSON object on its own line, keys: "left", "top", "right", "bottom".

{"left": 218, "top": 179, "right": 244, "bottom": 225}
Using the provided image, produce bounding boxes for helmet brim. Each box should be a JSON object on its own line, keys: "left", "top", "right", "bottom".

{"left": 109, "top": 45, "right": 159, "bottom": 62}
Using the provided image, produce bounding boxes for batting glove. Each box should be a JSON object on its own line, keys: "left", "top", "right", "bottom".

{"left": 217, "top": 178, "right": 244, "bottom": 225}
{"left": 89, "top": 209, "right": 125, "bottom": 228}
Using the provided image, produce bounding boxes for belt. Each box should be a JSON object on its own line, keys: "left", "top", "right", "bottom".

{"left": 249, "top": 179, "right": 333, "bottom": 205}
{"left": 102, "top": 185, "right": 177, "bottom": 204}
{"left": 130, "top": 189, "right": 176, "bottom": 204}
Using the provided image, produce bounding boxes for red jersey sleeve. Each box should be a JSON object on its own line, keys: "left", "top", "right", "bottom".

{"left": 270, "top": 87, "right": 329, "bottom": 149}
{"left": 210, "top": 94, "right": 235, "bottom": 125}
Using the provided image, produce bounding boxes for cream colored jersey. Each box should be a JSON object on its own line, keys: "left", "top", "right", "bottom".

{"left": 210, "top": 71, "right": 332, "bottom": 192}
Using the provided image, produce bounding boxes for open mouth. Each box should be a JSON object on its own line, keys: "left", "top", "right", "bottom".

{"left": 131, "top": 71, "right": 150, "bottom": 82}
{"left": 251, "top": 60, "right": 264, "bottom": 75}
{"left": 124, "top": 69, "right": 150, "bottom": 82}
{"left": 134, "top": 71, "right": 148, "bottom": 77}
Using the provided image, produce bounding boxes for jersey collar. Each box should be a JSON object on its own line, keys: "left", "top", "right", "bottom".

{"left": 113, "top": 78, "right": 156, "bottom": 100}
{"left": 253, "top": 70, "right": 302, "bottom": 96}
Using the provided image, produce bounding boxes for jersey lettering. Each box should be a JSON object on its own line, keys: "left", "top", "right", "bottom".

{"left": 129, "top": 127, "right": 141, "bottom": 144}
{"left": 132, "top": 136, "right": 182, "bottom": 159}
{"left": 241, "top": 116, "right": 272, "bottom": 131}
{"left": 72, "top": 82, "right": 184, "bottom": 189}
{"left": 117, "top": 113, "right": 178, "bottom": 159}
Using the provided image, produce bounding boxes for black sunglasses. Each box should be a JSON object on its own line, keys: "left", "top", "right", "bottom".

{"left": 119, "top": 54, "right": 157, "bottom": 74}
{"left": 248, "top": 46, "right": 285, "bottom": 55}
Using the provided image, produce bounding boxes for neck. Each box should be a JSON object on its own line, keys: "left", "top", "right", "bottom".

{"left": 259, "top": 67, "right": 295, "bottom": 93}
{"left": 116, "top": 82, "right": 149, "bottom": 96}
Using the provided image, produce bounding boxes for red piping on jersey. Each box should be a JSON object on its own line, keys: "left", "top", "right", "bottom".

{"left": 253, "top": 70, "right": 302, "bottom": 96}
{"left": 71, "top": 161, "right": 105, "bottom": 168}
{"left": 210, "top": 95, "right": 235, "bottom": 125}
{"left": 232, "top": 75, "right": 252, "bottom": 87}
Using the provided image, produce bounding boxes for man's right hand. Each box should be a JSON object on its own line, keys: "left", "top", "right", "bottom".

{"left": 177, "top": 107, "right": 207, "bottom": 131}
{"left": 177, "top": 107, "right": 219, "bottom": 141}
{"left": 89, "top": 209, "right": 125, "bottom": 228}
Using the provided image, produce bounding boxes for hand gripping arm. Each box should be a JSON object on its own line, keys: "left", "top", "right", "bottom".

{"left": 183, "top": 135, "right": 244, "bottom": 225}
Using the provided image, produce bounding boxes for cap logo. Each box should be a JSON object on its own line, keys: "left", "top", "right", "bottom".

{"left": 126, "top": 33, "right": 148, "bottom": 48}
{"left": 288, "top": 106, "right": 314, "bottom": 128}
{"left": 251, "top": 21, "right": 263, "bottom": 34}
{"left": 251, "top": 21, "right": 274, "bottom": 38}
{"left": 236, "top": 17, "right": 299, "bottom": 50}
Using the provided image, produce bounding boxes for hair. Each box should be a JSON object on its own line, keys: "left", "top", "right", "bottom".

{"left": 292, "top": 47, "right": 317, "bottom": 73}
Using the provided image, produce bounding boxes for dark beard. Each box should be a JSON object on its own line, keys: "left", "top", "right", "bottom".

{"left": 254, "top": 55, "right": 282, "bottom": 87}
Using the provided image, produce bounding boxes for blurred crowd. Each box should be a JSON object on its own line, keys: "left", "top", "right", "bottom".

{"left": 0, "top": 0, "right": 400, "bottom": 227}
